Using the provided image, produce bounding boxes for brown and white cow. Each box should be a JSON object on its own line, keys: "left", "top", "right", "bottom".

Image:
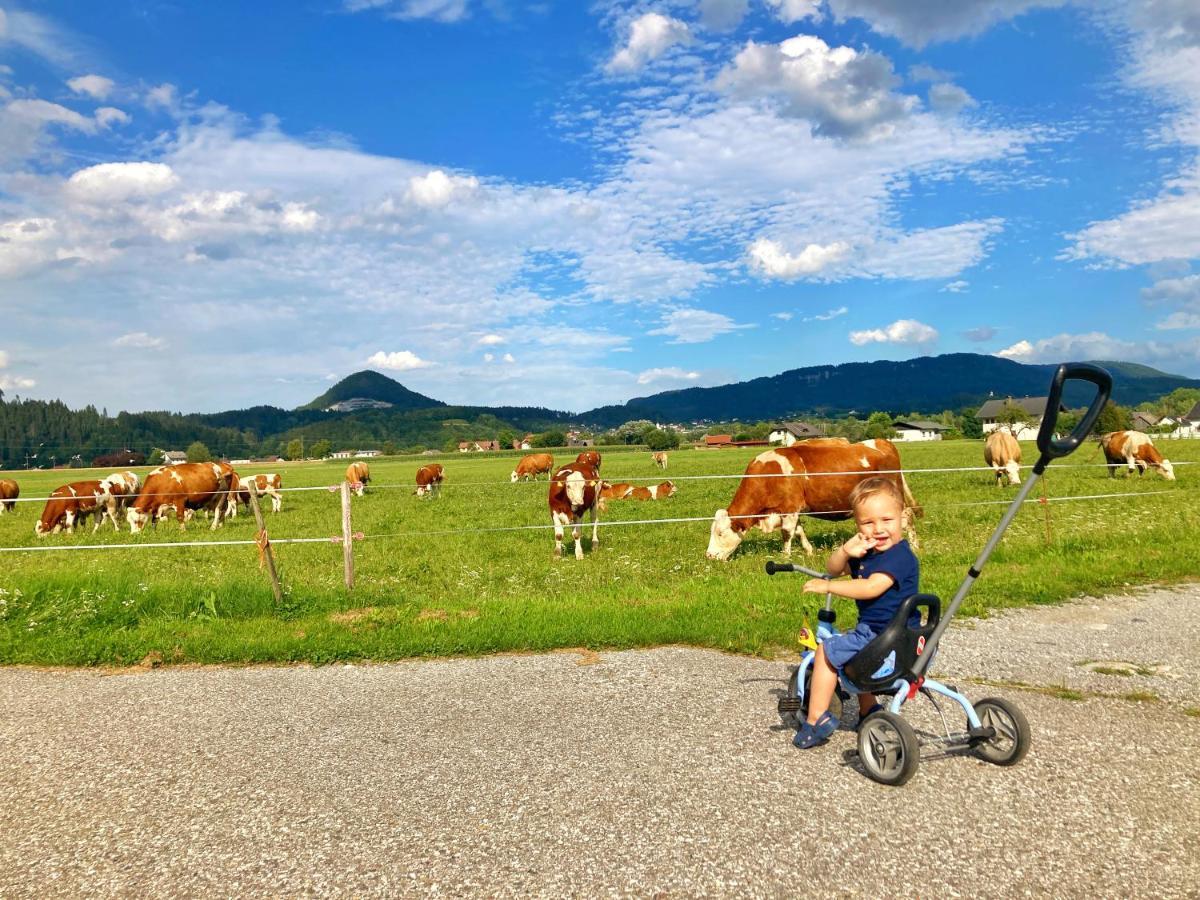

{"left": 574, "top": 450, "right": 601, "bottom": 471}
{"left": 1102, "top": 431, "right": 1175, "bottom": 480}
{"left": 36, "top": 480, "right": 103, "bottom": 536}
{"left": 415, "top": 463, "right": 444, "bottom": 498}
{"left": 629, "top": 480, "right": 675, "bottom": 501}
{"left": 235, "top": 473, "right": 284, "bottom": 513}
{"left": 705, "top": 438, "right": 920, "bottom": 560}
{"left": 984, "top": 430, "right": 1022, "bottom": 486}
{"left": 597, "top": 481, "right": 633, "bottom": 511}
{"left": 345, "top": 462, "right": 371, "bottom": 497}
{"left": 651, "top": 451, "right": 668, "bottom": 470}
{"left": 511, "top": 453, "right": 554, "bottom": 483}
{"left": 0, "top": 478, "right": 18, "bottom": 514}
{"left": 127, "top": 462, "right": 233, "bottom": 532}
{"left": 96, "top": 470, "right": 141, "bottom": 530}
{"left": 548, "top": 462, "right": 602, "bottom": 559}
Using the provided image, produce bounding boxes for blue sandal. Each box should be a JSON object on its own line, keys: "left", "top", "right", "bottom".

{"left": 793, "top": 711, "right": 839, "bottom": 749}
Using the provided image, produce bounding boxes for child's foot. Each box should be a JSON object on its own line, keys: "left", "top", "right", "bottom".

{"left": 856, "top": 703, "right": 883, "bottom": 730}
{"left": 793, "top": 711, "right": 839, "bottom": 749}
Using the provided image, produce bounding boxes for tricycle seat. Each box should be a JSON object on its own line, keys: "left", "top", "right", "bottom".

{"left": 842, "top": 593, "right": 941, "bottom": 693}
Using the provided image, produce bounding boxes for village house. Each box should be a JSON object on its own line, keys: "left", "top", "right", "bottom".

{"left": 331, "top": 450, "right": 354, "bottom": 459}
{"left": 891, "top": 419, "right": 949, "bottom": 442}
{"left": 458, "top": 440, "right": 501, "bottom": 452}
{"left": 354, "top": 449, "right": 382, "bottom": 458}
{"left": 567, "top": 437, "right": 595, "bottom": 448}
{"left": 512, "top": 434, "right": 535, "bottom": 450}
{"left": 976, "top": 396, "right": 1065, "bottom": 441}
{"left": 1131, "top": 411, "right": 1160, "bottom": 432}
{"left": 162, "top": 450, "right": 188, "bottom": 465}
{"left": 768, "top": 421, "right": 824, "bottom": 446}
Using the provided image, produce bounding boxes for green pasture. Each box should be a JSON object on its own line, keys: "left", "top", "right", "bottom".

{"left": 0, "top": 439, "right": 1197, "bottom": 666}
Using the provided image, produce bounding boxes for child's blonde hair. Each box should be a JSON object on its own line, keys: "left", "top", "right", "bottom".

{"left": 848, "top": 476, "right": 905, "bottom": 513}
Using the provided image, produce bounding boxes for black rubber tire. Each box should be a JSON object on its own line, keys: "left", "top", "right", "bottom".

{"left": 973, "top": 698, "right": 1031, "bottom": 766}
{"left": 782, "top": 665, "right": 842, "bottom": 727}
{"left": 857, "top": 711, "right": 920, "bottom": 786}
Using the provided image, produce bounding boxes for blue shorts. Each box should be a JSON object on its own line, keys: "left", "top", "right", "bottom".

{"left": 822, "top": 623, "right": 878, "bottom": 670}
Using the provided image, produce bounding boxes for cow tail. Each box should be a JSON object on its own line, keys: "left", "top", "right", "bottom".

{"left": 900, "top": 471, "right": 923, "bottom": 519}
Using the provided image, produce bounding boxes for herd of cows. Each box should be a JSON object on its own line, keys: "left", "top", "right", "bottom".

{"left": 0, "top": 428, "right": 1178, "bottom": 559}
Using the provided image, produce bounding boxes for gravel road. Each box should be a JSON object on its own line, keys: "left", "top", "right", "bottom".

{"left": 2, "top": 585, "right": 1198, "bottom": 898}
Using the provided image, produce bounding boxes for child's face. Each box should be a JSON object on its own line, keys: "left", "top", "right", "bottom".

{"left": 853, "top": 493, "right": 905, "bottom": 553}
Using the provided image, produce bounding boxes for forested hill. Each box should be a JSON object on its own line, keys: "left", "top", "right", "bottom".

{"left": 300, "top": 370, "right": 444, "bottom": 411}
{"left": 581, "top": 354, "right": 1200, "bottom": 425}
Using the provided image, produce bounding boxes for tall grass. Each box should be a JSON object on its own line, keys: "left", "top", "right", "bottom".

{"left": 0, "top": 439, "right": 1196, "bottom": 666}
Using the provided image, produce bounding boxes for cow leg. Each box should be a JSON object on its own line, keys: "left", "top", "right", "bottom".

{"left": 270, "top": 491, "right": 281, "bottom": 513}
{"left": 782, "top": 514, "right": 811, "bottom": 556}
{"left": 904, "top": 514, "right": 921, "bottom": 551}
{"left": 552, "top": 511, "right": 568, "bottom": 558}
{"left": 571, "top": 515, "right": 584, "bottom": 560}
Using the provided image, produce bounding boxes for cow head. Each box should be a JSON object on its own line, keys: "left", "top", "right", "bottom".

{"left": 659, "top": 480, "right": 676, "bottom": 498}
{"left": 510, "top": 469, "right": 520, "bottom": 483}
{"left": 127, "top": 506, "right": 151, "bottom": 533}
{"left": 1004, "top": 460, "right": 1021, "bottom": 486}
{"left": 1158, "top": 458, "right": 1176, "bottom": 480}
{"left": 706, "top": 509, "right": 742, "bottom": 561}
{"left": 34, "top": 518, "right": 50, "bottom": 537}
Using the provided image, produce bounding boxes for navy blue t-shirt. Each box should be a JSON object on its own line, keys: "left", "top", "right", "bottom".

{"left": 847, "top": 539, "right": 920, "bottom": 631}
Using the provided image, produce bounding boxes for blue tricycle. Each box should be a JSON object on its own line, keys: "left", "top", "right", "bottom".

{"left": 769, "top": 362, "right": 1112, "bottom": 786}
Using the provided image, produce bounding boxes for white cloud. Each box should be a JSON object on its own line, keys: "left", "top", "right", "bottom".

{"left": 0, "top": 7, "right": 88, "bottom": 68}
{"left": 476, "top": 333, "right": 505, "bottom": 345}
{"left": 367, "top": 350, "right": 432, "bottom": 371}
{"left": 1142, "top": 274, "right": 1200, "bottom": 306}
{"left": 0, "top": 349, "right": 35, "bottom": 392}
{"left": 343, "top": 0, "right": 470, "bottom": 22}
{"left": 764, "top": 0, "right": 823, "bottom": 23}
{"left": 771, "top": 311, "right": 794, "bottom": 320}
{"left": 5, "top": 98, "right": 94, "bottom": 132}
{"left": 963, "top": 325, "right": 997, "bottom": 341}
{"left": 407, "top": 169, "right": 479, "bottom": 207}
{"left": 1154, "top": 312, "right": 1200, "bottom": 330}
{"left": 67, "top": 74, "right": 114, "bottom": 99}
{"left": 502, "top": 352, "right": 515, "bottom": 363}
{"left": 95, "top": 106, "right": 130, "bottom": 128}
{"left": 145, "top": 83, "right": 178, "bottom": 110}
{"left": 112, "top": 331, "right": 166, "bottom": 349}
{"left": 748, "top": 238, "right": 849, "bottom": 278}
{"left": 803, "top": 305, "right": 848, "bottom": 322}
{"left": 648, "top": 308, "right": 753, "bottom": 344}
{"left": 826, "top": 0, "right": 1066, "bottom": 49}
{"left": 995, "top": 331, "right": 1143, "bottom": 362}
{"left": 66, "top": 162, "right": 179, "bottom": 203}
{"left": 606, "top": 12, "right": 690, "bottom": 74}
{"left": 1066, "top": 174, "right": 1200, "bottom": 265}
{"left": 636, "top": 367, "right": 701, "bottom": 385}
{"left": 941, "top": 279, "right": 969, "bottom": 292}
{"left": 928, "top": 82, "right": 976, "bottom": 115}
{"left": 850, "top": 318, "right": 938, "bottom": 346}
{"left": 716, "top": 34, "right": 918, "bottom": 139}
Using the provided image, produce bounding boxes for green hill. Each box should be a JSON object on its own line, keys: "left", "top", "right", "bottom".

{"left": 299, "top": 371, "right": 445, "bottom": 411}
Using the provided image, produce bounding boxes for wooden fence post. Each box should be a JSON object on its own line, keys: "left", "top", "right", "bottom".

{"left": 247, "top": 482, "right": 284, "bottom": 605}
{"left": 341, "top": 480, "right": 355, "bottom": 590}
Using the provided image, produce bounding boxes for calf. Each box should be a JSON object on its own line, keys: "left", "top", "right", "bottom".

{"left": 511, "top": 453, "right": 554, "bottom": 482}
{"left": 415, "top": 463, "right": 444, "bottom": 498}
{"left": 346, "top": 462, "right": 371, "bottom": 497}
{"left": 36, "top": 480, "right": 103, "bottom": 536}
{"left": 597, "top": 481, "right": 634, "bottom": 512}
{"left": 984, "top": 430, "right": 1022, "bottom": 486}
{"left": 629, "top": 480, "right": 675, "bottom": 501}
{"left": 651, "top": 451, "right": 668, "bottom": 469}
{"left": 1102, "top": 431, "right": 1175, "bottom": 480}
{"left": 96, "top": 470, "right": 141, "bottom": 531}
{"left": 234, "top": 473, "right": 284, "bottom": 514}
{"left": 548, "top": 462, "right": 602, "bottom": 559}
{"left": 0, "top": 478, "right": 18, "bottom": 513}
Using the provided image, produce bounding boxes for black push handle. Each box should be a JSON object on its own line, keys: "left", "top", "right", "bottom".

{"left": 765, "top": 560, "right": 828, "bottom": 578}
{"left": 1036, "top": 362, "right": 1113, "bottom": 461}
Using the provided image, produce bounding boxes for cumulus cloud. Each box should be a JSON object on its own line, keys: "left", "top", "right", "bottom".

{"left": 502, "top": 352, "right": 515, "bottom": 363}
{"left": 66, "top": 162, "right": 179, "bottom": 203}
{"left": 476, "top": 333, "right": 505, "bottom": 345}
{"left": 850, "top": 318, "right": 938, "bottom": 346}
{"left": 764, "top": 0, "right": 823, "bottom": 23}
{"left": 928, "top": 82, "right": 977, "bottom": 115}
{"left": 825, "top": 0, "right": 1066, "bottom": 49}
{"left": 1142, "top": 274, "right": 1200, "bottom": 305}
{"left": 367, "top": 350, "right": 432, "bottom": 371}
{"left": 112, "top": 331, "right": 165, "bottom": 349}
{"left": 648, "top": 308, "right": 753, "bottom": 344}
{"left": 748, "top": 238, "right": 849, "bottom": 278}
{"left": 963, "top": 325, "right": 997, "bottom": 341}
{"left": 95, "top": 106, "right": 130, "bottom": 128}
{"left": 716, "top": 34, "right": 918, "bottom": 139}
{"left": 67, "top": 74, "right": 114, "bottom": 99}
{"left": 1154, "top": 312, "right": 1200, "bottom": 330}
{"left": 636, "top": 367, "right": 701, "bottom": 385}
{"left": 343, "top": 0, "right": 470, "bottom": 22}
{"left": 995, "top": 331, "right": 1140, "bottom": 362}
{"left": 407, "top": 169, "right": 479, "bottom": 207}
{"left": 941, "top": 279, "right": 969, "bottom": 292}
{"left": 606, "top": 12, "right": 690, "bottom": 74}
{"left": 0, "top": 349, "right": 35, "bottom": 391}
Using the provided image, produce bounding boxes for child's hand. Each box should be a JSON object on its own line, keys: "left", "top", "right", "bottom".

{"left": 841, "top": 532, "right": 872, "bottom": 558}
{"left": 803, "top": 578, "right": 830, "bottom": 594}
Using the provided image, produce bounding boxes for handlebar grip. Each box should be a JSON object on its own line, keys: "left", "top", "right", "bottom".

{"left": 1036, "top": 363, "right": 1113, "bottom": 461}
{"left": 765, "top": 561, "right": 829, "bottom": 578}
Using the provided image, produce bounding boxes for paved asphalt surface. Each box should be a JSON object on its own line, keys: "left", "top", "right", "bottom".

{"left": 2, "top": 585, "right": 1198, "bottom": 897}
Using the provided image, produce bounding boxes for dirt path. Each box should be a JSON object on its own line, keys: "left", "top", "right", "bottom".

{"left": 1, "top": 585, "right": 1197, "bottom": 897}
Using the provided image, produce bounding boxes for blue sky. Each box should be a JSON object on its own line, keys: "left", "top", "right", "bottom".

{"left": 1, "top": 0, "right": 1198, "bottom": 413}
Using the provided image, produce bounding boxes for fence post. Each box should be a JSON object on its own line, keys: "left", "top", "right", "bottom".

{"left": 340, "top": 480, "right": 354, "bottom": 590}
{"left": 247, "top": 482, "right": 284, "bottom": 605}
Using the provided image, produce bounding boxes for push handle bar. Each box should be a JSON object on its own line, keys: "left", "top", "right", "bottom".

{"left": 1035, "top": 362, "right": 1113, "bottom": 462}
{"left": 765, "top": 560, "right": 828, "bottom": 579}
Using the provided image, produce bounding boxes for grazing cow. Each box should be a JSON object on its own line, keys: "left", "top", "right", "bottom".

{"left": 416, "top": 463, "right": 444, "bottom": 498}
{"left": 345, "top": 462, "right": 371, "bottom": 497}
{"left": 629, "top": 480, "right": 675, "bottom": 501}
{"left": 511, "top": 453, "right": 555, "bottom": 483}
{"left": 127, "top": 462, "right": 233, "bottom": 532}
{"left": 36, "top": 480, "right": 103, "bottom": 536}
{"left": 984, "top": 430, "right": 1022, "bottom": 486}
{"left": 0, "top": 478, "right": 18, "bottom": 513}
{"left": 96, "top": 470, "right": 141, "bottom": 531}
{"left": 574, "top": 450, "right": 601, "bottom": 470}
{"left": 705, "top": 438, "right": 920, "bottom": 560}
{"left": 597, "top": 481, "right": 633, "bottom": 511}
{"left": 548, "top": 462, "right": 602, "bottom": 559}
{"left": 1102, "top": 431, "right": 1175, "bottom": 480}
{"left": 235, "top": 473, "right": 284, "bottom": 513}
{"left": 651, "top": 451, "right": 668, "bottom": 470}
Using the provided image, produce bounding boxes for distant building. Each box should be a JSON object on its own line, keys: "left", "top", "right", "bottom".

{"left": 325, "top": 398, "right": 394, "bottom": 413}
{"left": 768, "top": 421, "right": 825, "bottom": 446}
{"left": 459, "top": 440, "right": 501, "bottom": 452}
{"left": 1131, "top": 411, "right": 1160, "bottom": 431}
{"left": 567, "top": 437, "right": 594, "bottom": 448}
{"left": 331, "top": 450, "right": 354, "bottom": 459}
{"left": 976, "top": 396, "right": 1064, "bottom": 441}
{"left": 162, "top": 451, "right": 188, "bottom": 465}
{"left": 891, "top": 419, "right": 949, "bottom": 442}
{"left": 355, "top": 449, "right": 383, "bottom": 458}
{"left": 513, "top": 434, "right": 535, "bottom": 450}
{"left": 703, "top": 434, "right": 732, "bottom": 448}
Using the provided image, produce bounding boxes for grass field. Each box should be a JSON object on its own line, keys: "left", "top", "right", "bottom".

{"left": 1, "top": 438, "right": 1197, "bottom": 666}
